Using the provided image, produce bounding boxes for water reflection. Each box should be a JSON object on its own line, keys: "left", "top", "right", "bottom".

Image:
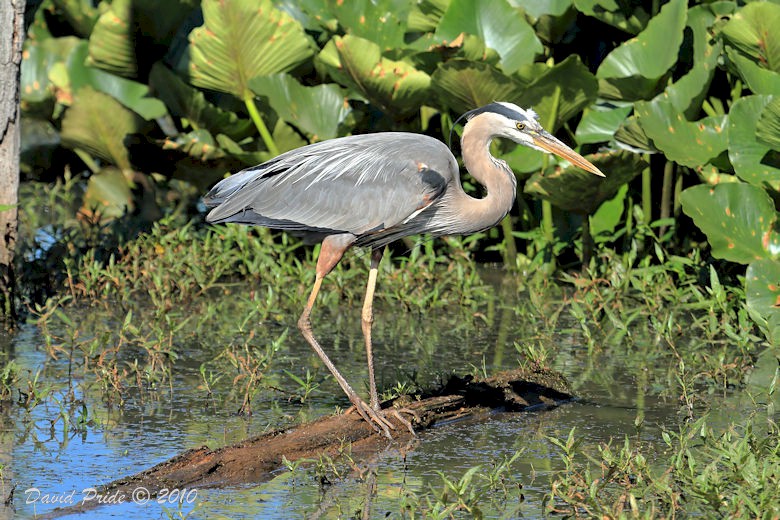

{"left": 0, "top": 268, "right": 751, "bottom": 518}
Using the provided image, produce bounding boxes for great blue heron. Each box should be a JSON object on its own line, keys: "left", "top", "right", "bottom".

{"left": 204, "top": 101, "right": 604, "bottom": 437}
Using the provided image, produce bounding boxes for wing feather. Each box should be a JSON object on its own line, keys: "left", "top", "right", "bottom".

{"left": 204, "top": 133, "right": 456, "bottom": 238}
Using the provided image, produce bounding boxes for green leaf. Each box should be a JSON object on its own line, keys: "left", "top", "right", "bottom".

{"left": 746, "top": 259, "right": 780, "bottom": 346}
{"left": 249, "top": 74, "right": 352, "bottom": 141}
{"left": 51, "top": 0, "right": 99, "bottom": 38}
{"left": 614, "top": 115, "right": 655, "bottom": 153}
{"left": 721, "top": 2, "right": 780, "bottom": 73}
{"left": 590, "top": 183, "right": 627, "bottom": 239}
{"left": 680, "top": 183, "right": 780, "bottom": 264}
{"left": 317, "top": 35, "right": 431, "bottom": 114}
{"left": 87, "top": 0, "right": 199, "bottom": 78}
{"left": 149, "top": 63, "right": 253, "bottom": 140}
{"left": 430, "top": 60, "right": 522, "bottom": 115}
{"left": 757, "top": 98, "right": 780, "bottom": 152}
{"left": 183, "top": 0, "right": 315, "bottom": 99}
{"left": 82, "top": 167, "right": 134, "bottom": 221}
{"left": 329, "top": 0, "right": 411, "bottom": 50}
{"left": 596, "top": 0, "right": 685, "bottom": 78}
{"left": 596, "top": 0, "right": 687, "bottom": 100}
{"left": 61, "top": 86, "right": 145, "bottom": 170}
{"left": 408, "top": 0, "right": 449, "bottom": 32}
{"left": 635, "top": 98, "right": 728, "bottom": 168}
{"left": 512, "top": 0, "right": 573, "bottom": 19}
{"left": 572, "top": 0, "right": 649, "bottom": 34}
{"left": 524, "top": 150, "right": 646, "bottom": 215}
{"left": 663, "top": 4, "right": 722, "bottom": 117}
{"left": 575, "top": 105, "right": 633, "bottom": 144}
{"left": 515, "top": 55, "right": 598, "bottom": 133}
{"left": 728, "top": 95, "right": 780, "bottom": 191}
{"left": 86, "top": 0, "right": 138, "bottom": 77}
{"left": 21, "top": 36, "right": 81, "bottom": 107}
{"left": 435, "top": 0, "right": 542, "bottom": 74}
{"left": 727, "top": 48, "right": 780, "bottom": 96}
{"left": 62, "top": 41, "right": 167, "bottom": 120}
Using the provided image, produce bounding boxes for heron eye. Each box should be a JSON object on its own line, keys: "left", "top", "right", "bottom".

{"left": 516, "top": 122, "right": 525, "bottom": 131}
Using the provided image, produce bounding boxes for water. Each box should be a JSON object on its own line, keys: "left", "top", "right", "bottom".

{"left": 0, "top": 272, "right": 751, "bottom": 519}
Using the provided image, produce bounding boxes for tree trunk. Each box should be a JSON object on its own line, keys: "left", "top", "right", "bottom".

{"left": 0, "top": 0, "right": 25, "bottom": 326}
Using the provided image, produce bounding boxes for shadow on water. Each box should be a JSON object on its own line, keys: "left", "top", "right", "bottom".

{"left": 0, "top": 267, "right": 764, "bottom": 519}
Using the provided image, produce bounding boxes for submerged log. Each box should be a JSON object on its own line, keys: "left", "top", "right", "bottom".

{"left": 44, "top": 367, "right": 572, "bottom": 518}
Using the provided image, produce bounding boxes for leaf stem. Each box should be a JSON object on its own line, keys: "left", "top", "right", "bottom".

{"left": 244, "top": 94, "right": 279, "bottom": 156}
{"left": 541, "top": 85, "right": 561, "bottom": 269}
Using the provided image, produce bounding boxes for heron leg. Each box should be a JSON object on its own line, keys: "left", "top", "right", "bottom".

{"left": 297, "top": 235, "right": 395, "bottom": 438}
{"left": 361, "top": 247, "right": 384, "bottom": 411}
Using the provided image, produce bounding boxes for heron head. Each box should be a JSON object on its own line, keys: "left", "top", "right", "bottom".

{"left": 464, "top": 102, "right": 605, "bottom": 177}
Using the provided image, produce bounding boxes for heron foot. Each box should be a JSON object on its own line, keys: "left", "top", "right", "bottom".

{"left": 387, "top": 407, "right": 419, "bottom": 436}
{"left": 346, "top": 398, "right": 396, "bottom": 439}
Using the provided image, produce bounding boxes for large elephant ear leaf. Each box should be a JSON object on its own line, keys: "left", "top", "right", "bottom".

{"left": 572, "top": 0, "right": 649, "bottom": 34}
{"left": 435, "top": 0, "right": 542, "bottom": 74}
{"left": 728, "top": 95, "right": 780, "bottom": 191}
{"left": 87, "top": 0, "right": 200, "bottom": 78}
{"left": 328, "top": 0, "right": 411, "bottom": 50}
{"left": 524, "top": 151, "right": 646, "bottom": 215}
{"left": 249, "top": 74, "right": 351, "bottom": 141}
{"left": 82, "top": 167, "right": 134, "bottom": 221}
{"left": 431, "top": 60, "right": 523, "bottom": 115}
{"left": 721, "top": 2, "right": 780, "bottom": 73}
{"left": 680, "top": 183, "right": 780, "bottom": 265}
{"left": 317, "top": 35, "right": 430, "bottom": 115}
{"left": 595, "top": 0, "right": 687, "bottom": 101}
{"left": 61, "top": 86, "right": 145, "bottom": 170}
{"left": 746, "top": 259, "right": 780, "bottom": 347}
{"left": 87, "top": 0, "right": 138, "bottom": 78}
{"left": 635, "top": 98, "right": 728, "bottom": 168}
{"left": 149, "top": 63, "right": 253, "bottom": 140}
{"left": 182, "top": 0, "right": 315, "bottom": 99}
{"left": 756, "top": 97, "right": 780, "bottom": 152}
{"left": 515, "top": 55, "right": 598, "bottom": 133}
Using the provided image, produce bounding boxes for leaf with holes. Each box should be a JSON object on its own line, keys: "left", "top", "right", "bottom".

{"left": 728, "top": 95, "right": 780, "bottom": 191}
{"left": 680, "top": 183, "right": 780, "bottom": 264}
{"left": 317, "top": 35, "right": 430, "bottom": 114}
{"left": 249, "top": 74, "right": 351, "bottom": 141}
{"left": 746, "top": 259, "right": 780, "bottom": 346}
{"left": 182, "top": 0, "right": 315, "bottom": 99}
{"left": 524, "top": 150, "right": 646, "bottom": 215}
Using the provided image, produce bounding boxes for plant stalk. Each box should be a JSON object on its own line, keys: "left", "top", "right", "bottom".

{"left": 541, "top": 85, "right": 562, "bottom": 269}
{"left": 659, "top": 161, "right": 675, "bottom": 238}
{"left": 244, "top": 93, "right": 279, "bottom": 157}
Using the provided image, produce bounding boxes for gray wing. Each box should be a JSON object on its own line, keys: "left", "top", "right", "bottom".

{"left": 204, "top": 133, "right": 457, "bottom": 238}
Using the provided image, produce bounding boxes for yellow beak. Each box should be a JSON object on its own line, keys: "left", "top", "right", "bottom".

{"left": 532, "top": 131, "right": 606, "bottom": 177}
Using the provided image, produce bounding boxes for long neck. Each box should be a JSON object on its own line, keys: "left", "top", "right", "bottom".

{"left": 450, "top": 124, "right": 517, "bottom": 234}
